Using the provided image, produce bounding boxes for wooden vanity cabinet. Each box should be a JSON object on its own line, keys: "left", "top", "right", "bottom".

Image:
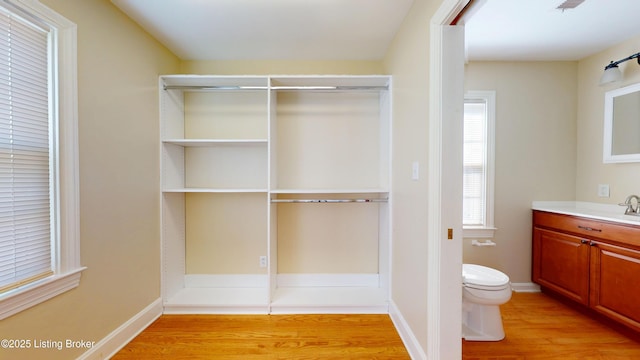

{"left": 533, "top": 210, "right": 640, "bottom": 333}
{"left": 589, "top": 241, "right": 640, "bottom": 332}
{"left": 532, "top": 227, "right": 590, "bottom": 305}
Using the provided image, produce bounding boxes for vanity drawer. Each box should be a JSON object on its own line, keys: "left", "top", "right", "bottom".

{"left": 533, "top": 210, "right": 640, "bottom": 248}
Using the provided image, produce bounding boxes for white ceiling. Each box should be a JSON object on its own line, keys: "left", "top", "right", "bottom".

{"left": 464, "top": 0, "right": 640, "bottom": 61}
{"left": 112, "top": 0, "right": 640, "bottom": 62}
{"left": 111, "top": 0, "right": 414, "bottom": 61}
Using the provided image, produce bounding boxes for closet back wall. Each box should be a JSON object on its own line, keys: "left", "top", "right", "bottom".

{"left": 274, "top": 90, "right": 383, "bottom": 274}
{"left": 183, "top": 90, "right": 269, "bottom": 275}
{"left": 177, "top": 62, "right": 389, "bottom": 280}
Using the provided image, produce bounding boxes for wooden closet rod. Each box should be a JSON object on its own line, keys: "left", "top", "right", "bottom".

{"left": 271, "top": 198, "right": 388, "bottom": 203}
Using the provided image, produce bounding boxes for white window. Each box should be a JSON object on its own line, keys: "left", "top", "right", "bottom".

{"left": 0, "top": 0, "right": 81, "bottom": 320}
{"left": 463, "top": 91, "right": 496, "bottom": 238}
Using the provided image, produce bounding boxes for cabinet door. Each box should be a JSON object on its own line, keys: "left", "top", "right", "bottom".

{"left": 533, "top": 228, "right": 590, "bottom": 305}
{"left": 590, "top": 241, "right": 640, "bottom": 332}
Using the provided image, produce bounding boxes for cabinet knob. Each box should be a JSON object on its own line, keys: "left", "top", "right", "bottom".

{"left": 580, "top": 239, "right": 589, "bottom": 244}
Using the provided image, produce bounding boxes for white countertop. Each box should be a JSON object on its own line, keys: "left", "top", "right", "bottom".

{"left": 532, "top": 201, "right": 640, "bottom": 226}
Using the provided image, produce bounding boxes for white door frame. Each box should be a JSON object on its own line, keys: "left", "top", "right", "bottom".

{"left": 427, "top": 0, "right": 469, "bottom": 359}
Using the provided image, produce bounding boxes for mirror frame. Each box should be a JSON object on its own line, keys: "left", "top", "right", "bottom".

{"left": 603, "top": 82, "right": 640, "bottom": 163}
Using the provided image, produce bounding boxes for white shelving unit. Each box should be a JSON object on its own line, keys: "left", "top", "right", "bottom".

{"left": 160, "top": 75, "right": 391, "bottom": 314}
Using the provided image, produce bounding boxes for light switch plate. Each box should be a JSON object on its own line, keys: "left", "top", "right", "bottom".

{"left": 412, "top": 161, "right": 419, "bottom": 180}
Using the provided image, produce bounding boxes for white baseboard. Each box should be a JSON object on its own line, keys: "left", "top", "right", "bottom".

{"left": 76, "top": 298, "right": 162, "bottom": 360}
{"left": 511, "top": 282, "right": 541, "bottom": 293}
{"left": 389, "top": 300, "right": 426, "bottom": 360}
{"left": 277, "top": 273, "right": 380, "bottom": 287}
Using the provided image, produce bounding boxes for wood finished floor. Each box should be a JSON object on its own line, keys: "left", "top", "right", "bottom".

{"left": 113, "top": 292, "right": 640, "bottom": 359}
{"left": 463, "top": 292, "right": 640, "bottom": 359}
{"left": 111, "top": 313, "right": 410, "bottom": 360}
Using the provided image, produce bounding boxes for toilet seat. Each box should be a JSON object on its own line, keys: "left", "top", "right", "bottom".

{"left": 463, "top": 264, "right": 510, "bottom": 291}
{"left": 464, "top": 282, "right": 509, "bottom": 291}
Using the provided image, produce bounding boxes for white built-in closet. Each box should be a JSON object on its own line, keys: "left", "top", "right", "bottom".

{"left": 160, "top": 75, "right": 391, "bottom": 314}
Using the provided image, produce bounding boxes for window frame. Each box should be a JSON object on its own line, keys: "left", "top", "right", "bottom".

{"left": 463, "top": 90, "right": 496, "bottom": 239}
{"left": 0, "top": 0, "right": 82, "bottom": 320}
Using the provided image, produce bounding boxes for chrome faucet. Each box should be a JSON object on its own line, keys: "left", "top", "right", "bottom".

{"left": 619, "top": 194, "right": 640, "bottom": 216}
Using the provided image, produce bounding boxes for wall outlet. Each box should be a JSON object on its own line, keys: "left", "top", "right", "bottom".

{"left": 259, "top": 256, "right": 267, "bottom": 268}
{"left": 597, "top": 184, "right": 610, "bottom": 198}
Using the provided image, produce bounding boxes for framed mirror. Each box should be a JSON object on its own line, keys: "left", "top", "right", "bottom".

{"left": 604, "top": 82, "right": 640, "bottom": 163}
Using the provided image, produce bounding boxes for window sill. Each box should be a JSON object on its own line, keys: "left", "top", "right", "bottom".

{"left": 463, "top": 226, "right": 497, "bottom": 239}
{"left": 0, "top": 267, "right": 86, "bottom": 320}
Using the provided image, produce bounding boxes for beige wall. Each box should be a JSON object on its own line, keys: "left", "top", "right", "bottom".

{"left": 463, "top": 62, "right": 578, "bottom": 283}
{"left": 181, "top": 60, "right": 384, "bottom": 75}
{"left": 576, "top": 35, "right": 640, "bottom": 203}
{"left": 0, "top": 1, "right": 180, "bottom": 359}
{"left": 383, "top": 0, "right": 442, "bottom": 354}
{"left": 186, "top": 193, "right": 268, "bottom": 274}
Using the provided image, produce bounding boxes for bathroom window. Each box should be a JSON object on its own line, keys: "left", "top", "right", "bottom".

{"left": 463, "top": 91, "right": 496, "bottom": 238}
{"left": 0, "top": 0, "right": 81, "bottom": 320}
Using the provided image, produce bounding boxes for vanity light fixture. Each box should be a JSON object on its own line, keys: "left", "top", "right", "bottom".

{"left": 599, "top": 51, "right": 640, "bottom": 86}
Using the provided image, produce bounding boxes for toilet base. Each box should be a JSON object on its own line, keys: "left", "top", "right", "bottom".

{"left": 462, "top": 302, "right": 505, "bottom": 341}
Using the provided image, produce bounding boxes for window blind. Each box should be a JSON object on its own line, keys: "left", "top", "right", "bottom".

{"left": 0, "top": 9, "right": 52, "bottom": 293}
{"left": 463, "top": 100, "right": 487, "bottom": 226}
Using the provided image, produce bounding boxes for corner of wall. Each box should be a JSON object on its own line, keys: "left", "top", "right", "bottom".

{"left": 77, "top": 298, "right": 162, "bottom": 360}
{"left": 389, "top": 300, "right": 428, "bottom": 360}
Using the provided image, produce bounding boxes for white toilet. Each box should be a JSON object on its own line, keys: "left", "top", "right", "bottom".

{"left": 462, "top": 263, "right": 512, "bottom": 341}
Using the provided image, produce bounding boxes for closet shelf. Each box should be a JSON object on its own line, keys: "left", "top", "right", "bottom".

{"left": 163, "top": 139, "right": 268, "bottom": 147}
{"left": 163, "top": 188, "right": 268, "bottom": 193}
